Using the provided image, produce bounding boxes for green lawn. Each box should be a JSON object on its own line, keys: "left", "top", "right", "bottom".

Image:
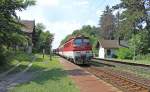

{"left": 0, "top": 52, "right": 34, "bottom": 73}
{"left": 9, "top": 55, "right": 80, "bottom": 92}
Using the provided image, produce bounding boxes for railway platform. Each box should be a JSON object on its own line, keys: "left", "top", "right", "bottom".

{"left": 59, "top": 57, "right": 122, "bottom": 92}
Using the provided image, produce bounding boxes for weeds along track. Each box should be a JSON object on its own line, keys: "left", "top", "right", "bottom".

{"left": 92, "top": 58, "right": 150, "bottom": 68}
{"left": 83, "top": 66, "right": 150, "bottom": 92}
{"left": 92, "top": 58, "right": 150, "bottom": 79}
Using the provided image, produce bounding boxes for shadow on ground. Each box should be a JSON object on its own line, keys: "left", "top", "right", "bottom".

{"left": 32, "top": 68, "right": 67, "bottom": 84}
{"left": 65, "top": 69, "right": 90, "bottom": 76}
{"left": 91, "top": 61, "right": 116, "bottom": 67}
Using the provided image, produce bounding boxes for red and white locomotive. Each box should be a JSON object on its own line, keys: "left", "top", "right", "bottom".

{"left": 57, "top": 35, "right": 93, "bottom": 64}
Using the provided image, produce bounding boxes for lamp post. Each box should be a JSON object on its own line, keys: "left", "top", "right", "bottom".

{"left": 49, "top": 37, "right": 53, "bottom": 60}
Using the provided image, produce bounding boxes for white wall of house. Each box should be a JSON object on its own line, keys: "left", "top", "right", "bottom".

{"left": 98, "top": 46, "right": 105, "bottom": 59}
{"left": 98, "top": 47, "right": 118, "bottom": 59}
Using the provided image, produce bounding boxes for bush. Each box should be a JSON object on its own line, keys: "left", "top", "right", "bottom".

{"left": 0, "top": 46, "right": 11, "bottom": 65}
{"left": 12, "top": 51, "right": 34, "bottom": 62}
{"left": 117, "top": 48, "right": 133, "bottom": 59}
{"left": 0, "top": 46, "right": 33, "bottom": 66}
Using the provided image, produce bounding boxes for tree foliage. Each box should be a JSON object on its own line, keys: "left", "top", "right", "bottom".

{"left": 0, "top": 0, "right": 35, "bottom": 65}
{"left": 0, "top": 0, "right": 35, "bottom": 46}
{"left": 129, "top": 31, "right": 149, "bottom": 54}
{"left": 99, "top": 6, "right": 116, "bottom": 40}
{"left": 34, "top": 23, "right": 54, "bottom": 54}
{"left": 117, "top": 48, "right": 133, "bottom": 59}
{"left": 113, "top": 0, "right": 150, "bottom": 55}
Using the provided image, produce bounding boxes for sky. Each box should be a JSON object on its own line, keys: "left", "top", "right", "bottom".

{"left": 17, "top": 0, "right": 121, "bottom": 49}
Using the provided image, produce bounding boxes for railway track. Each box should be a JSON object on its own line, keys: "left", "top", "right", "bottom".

{"left": 84, "top": 66, "right": 150, "bottom": 92}
{"left": 92, "top": 58, "right": 150, "bottom": 68}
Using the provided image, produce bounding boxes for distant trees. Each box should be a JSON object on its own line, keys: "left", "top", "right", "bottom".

{"left": 34, "top": 23, "right": 54, "bottom": 54}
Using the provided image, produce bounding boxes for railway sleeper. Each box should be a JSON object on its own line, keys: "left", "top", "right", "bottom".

{"left": 128, "top": 87, "right": 147, "bottom": 92}
{"left": 111, "top": 77, "right": 122, "bottom": 81}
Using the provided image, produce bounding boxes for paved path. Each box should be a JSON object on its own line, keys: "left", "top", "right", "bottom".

{"left": 59, "top": 58, "right": 122, "bottom": 92}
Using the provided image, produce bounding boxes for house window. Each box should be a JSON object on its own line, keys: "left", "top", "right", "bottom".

{"left": 107, "top": 49, "right": 111, "bottom": 56}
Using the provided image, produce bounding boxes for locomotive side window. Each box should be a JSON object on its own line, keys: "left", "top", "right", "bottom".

{"left": 74, "top": 39, "right": 82, "bottom": 46}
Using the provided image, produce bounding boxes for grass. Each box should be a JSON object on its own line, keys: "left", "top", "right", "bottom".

{"left": 9, "top": 55, "right": 80, "bottom": 92}
{"left": 113, "top": 64, "right": 150, "bottom": 79}
{"left": 0, "top": 52, "right": 34, "bottom": 73}
{"left": 106, "top": 58, "right": 150, "bottom": 65}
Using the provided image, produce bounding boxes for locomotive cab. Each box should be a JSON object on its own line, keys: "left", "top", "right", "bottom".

{"left": 73, "top": 37, "right": 93, "bottom": 64}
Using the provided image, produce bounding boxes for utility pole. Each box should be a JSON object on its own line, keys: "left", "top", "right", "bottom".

{"left": 133, "top": 23, "right": 136, "bottom": 61}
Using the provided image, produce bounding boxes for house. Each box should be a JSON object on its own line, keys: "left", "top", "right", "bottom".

{"left": 96, "top": 40, "right": 128, "bottom": 59}
{"left": 20, "top": 20, "right": 35, "bottom": 53}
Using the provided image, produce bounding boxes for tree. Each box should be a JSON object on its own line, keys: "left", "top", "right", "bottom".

{"left": 34, "top": 23, "right": 54, "bottom": 53}
{"left": 113, "top": 0, "right": 150, "bottom": 55}
{"left": 34, "top": 23, "right": 45, "bottom": 52}
{"left": 129, "top": 31, "right": 149, "bottom": 54}
{"left": 113, "top": 0, "right": 149, "bottom": 38}
{"left": 0, "top": 0, "right": 35, "bottom": 65}
{"left": 0, "top": 0, "right": 35, "bottom": 46}
{"left": 99, "top": 6, "right": 116, "bottom": 40}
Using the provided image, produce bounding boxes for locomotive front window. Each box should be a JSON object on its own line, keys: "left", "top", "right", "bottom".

{"left": 74, "top": 39, "right": 82, "bottom": 46}
{"left": 83, "top": 39, "right": 90, "bottom": 45}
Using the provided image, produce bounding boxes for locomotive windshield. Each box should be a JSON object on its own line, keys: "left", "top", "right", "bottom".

{"left": 83, "top": 39, "right": 90, "bottom": 45}
{"left": 74, "top": 39, "right": 82, "bottom": 46}
{"left": 74, "top": 38, "right": 90, "bottom": 46}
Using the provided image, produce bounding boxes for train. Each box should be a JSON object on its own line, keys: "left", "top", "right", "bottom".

{"left": 54, "top": 35, "right": 93, "bottom": 64}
